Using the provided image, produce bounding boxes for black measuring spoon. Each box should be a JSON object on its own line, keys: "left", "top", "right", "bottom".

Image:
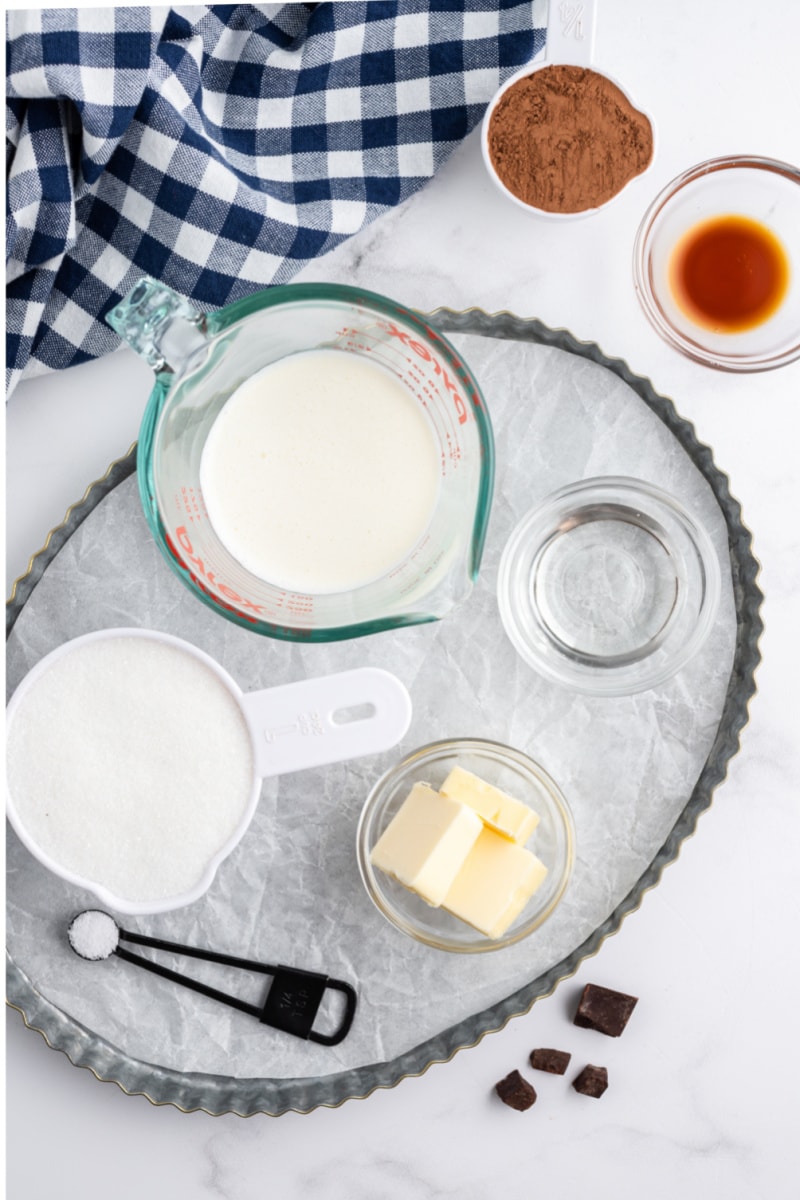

{"left": 68, "top": 910, "right": 357, "bottom": 1046}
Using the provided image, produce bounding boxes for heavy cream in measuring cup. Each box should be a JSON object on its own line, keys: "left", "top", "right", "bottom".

{"left": 199, "top": 348, "right": 441, "bottom": 594}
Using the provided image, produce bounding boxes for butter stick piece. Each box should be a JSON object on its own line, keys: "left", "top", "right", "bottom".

{"left": 440, "top": 766, "right": 539, "bottom": 844}
{"left": 370, "top": 782, "right": 483, "bottom": 907}
{"left": 442, "top": 828, "right": 548, "bottom": 938}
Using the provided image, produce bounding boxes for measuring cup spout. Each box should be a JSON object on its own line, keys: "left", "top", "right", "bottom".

{"left": 106, "top": 276, "right": 210, "bottom": 374}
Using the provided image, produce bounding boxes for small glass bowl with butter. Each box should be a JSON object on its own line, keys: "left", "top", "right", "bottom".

{"left": 356, "top": 739, "right": 574, "bottom": 953}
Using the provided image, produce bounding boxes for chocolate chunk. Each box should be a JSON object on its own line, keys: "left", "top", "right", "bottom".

{"left": 572, "top": 1064, "right": 608, "bottom": 1098}
{"left": 529, "top": 1048, "right": 572, "bottom": 1075}
{"left": 495, "top": 1069, "right": 537, "bottom": 1111}
{"left": 573, "top": 983, "right": 638, "bottom": 1037}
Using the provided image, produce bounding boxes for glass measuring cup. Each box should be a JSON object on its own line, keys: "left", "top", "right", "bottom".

{"left": 6, "top": 627, "right": 413, "bottom": 914}
{"left": 107, "top": 280, "right": 494, "bottom": 641}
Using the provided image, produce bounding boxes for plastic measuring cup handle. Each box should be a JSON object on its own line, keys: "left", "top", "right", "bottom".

{"left": 546, "top": 0, "right": 597, "bottom": 67}
{"left": 241, "top": 668, "right": 413, "bottom": 778}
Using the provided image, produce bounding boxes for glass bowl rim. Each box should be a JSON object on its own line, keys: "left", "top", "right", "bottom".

{"left": 632, "top": 153, "right": 800, "bottom": 372}
{"left": 356, "top": 736, "right": 575, "bottom": 954}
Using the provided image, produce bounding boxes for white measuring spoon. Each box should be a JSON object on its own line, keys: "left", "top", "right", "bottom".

{"left": 6, "top": 628, "right": 412, "bottom": 914}
{"left": 481, "top": 0, "right": 656, "bottom": 218}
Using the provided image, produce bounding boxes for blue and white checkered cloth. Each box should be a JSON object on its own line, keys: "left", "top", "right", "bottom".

{"left": 6, "top": 2, "right": 546, "bottom": 396}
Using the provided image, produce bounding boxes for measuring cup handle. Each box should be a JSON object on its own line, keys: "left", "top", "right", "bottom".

{"left": 241, "top": 668, "right": 412, "bottom": 778}
{"left": 106, "top": 277, "right": 209, "bottom": 374}
{"left": 546, "top": 0, "right": 597, "bottom": 67}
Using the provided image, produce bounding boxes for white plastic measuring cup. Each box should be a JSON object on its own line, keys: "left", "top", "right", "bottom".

{"left": 481, "top": 0, "right": 656, "bottom": 218}
{"left": 6, "top": 628, "right": 412, "bottom": 914}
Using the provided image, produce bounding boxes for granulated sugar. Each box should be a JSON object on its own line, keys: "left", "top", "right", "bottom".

{"left": 7, "top": 635, "right": 255, "bottom": 903}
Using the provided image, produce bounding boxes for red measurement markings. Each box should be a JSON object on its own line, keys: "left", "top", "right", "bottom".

{"left": 166, "top": 526, "right": 265, "bottom": 621}
{"left": 376, "top": 320, "right": 470, "bottom": 425}
{"left": 179, "top": 485, "right": 202, "bottom": 520}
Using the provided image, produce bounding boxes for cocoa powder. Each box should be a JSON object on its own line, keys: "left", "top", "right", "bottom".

{"left": 487, "top": 65, "right": 653, "bottom": 213}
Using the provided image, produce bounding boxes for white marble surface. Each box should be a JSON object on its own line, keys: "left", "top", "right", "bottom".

{"left": 6, "top": 0, "right": 800, "bottom": 1195}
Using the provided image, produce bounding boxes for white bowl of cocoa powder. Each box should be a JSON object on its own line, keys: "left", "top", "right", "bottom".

{"left": 481, "top": 61, "right": 656, "bottom": 219}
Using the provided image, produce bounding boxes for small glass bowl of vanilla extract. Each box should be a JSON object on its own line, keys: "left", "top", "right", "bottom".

{"left": 633, "top": 155, "right": 800, "bottom": 371}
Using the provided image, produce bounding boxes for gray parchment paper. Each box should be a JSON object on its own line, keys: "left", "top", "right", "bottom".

{"left": 6, "top": 334, "right": 735, "bottom": 1081}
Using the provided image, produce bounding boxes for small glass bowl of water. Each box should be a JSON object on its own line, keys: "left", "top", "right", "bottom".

{"left": 497, "top": 477, "right": 722, "bottom": 696}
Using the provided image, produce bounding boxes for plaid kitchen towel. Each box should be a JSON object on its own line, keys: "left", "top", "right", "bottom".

{"left": 6, "top": 1, "right": 546, "bottom": 396}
